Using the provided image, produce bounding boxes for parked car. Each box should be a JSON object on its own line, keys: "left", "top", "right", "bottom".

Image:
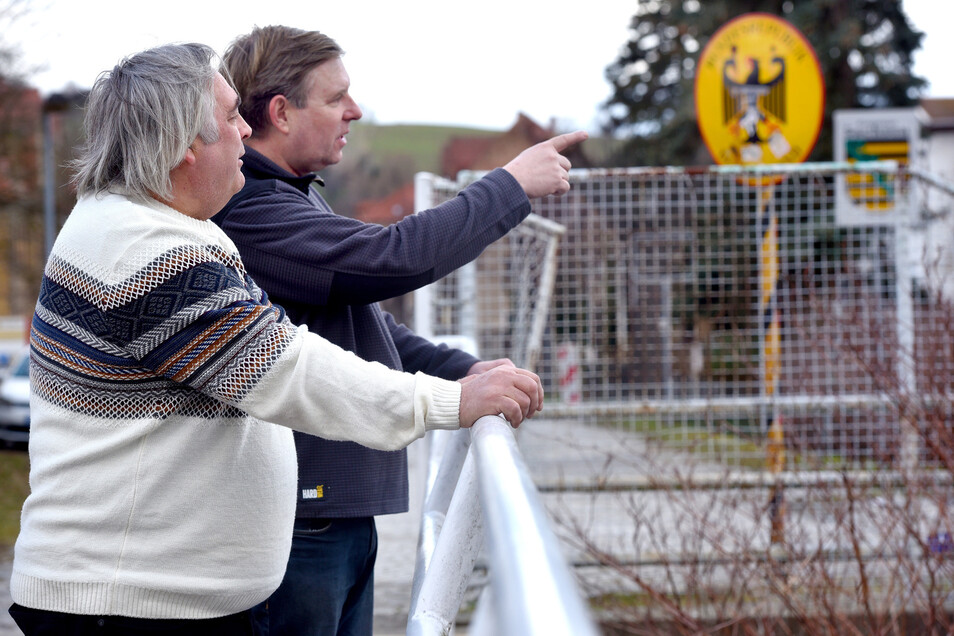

{"left": 0, "top": 347, "right": 30, "bottom": 448}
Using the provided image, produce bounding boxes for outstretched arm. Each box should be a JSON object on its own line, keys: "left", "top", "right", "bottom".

{"left": 219, "top": 132, "right": 588, "bottom": 308}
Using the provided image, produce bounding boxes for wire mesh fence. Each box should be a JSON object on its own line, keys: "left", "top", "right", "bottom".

{"left": 415, "top": 163, "right": 954, "bottom": 631}
{"left": 417, "top": 163, "right": 954, "bottom": 472}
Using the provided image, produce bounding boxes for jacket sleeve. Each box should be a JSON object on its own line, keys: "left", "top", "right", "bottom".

{"left": 386, "top": 312, "right": 479, "bottom": 380}
{"left": 219, "top": 168, "right": 530, "bottom": 307}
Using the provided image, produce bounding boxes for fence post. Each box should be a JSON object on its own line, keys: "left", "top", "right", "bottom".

{"left": 757, "top": 181, "right": 786, "bottom": 558}
{"left": 895, "top": 176, "right": 919, "bottom": 471}
{"left": 406, "top": 448, "right": 485, "bottom": 636}
{"left": 408, "top": 428, "right": 472, "bottom": 620}
{"left": 413, "top": 172, "right": 435, "bottom": 340}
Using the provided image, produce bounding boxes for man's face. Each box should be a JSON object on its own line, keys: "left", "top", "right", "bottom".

{"left": 191, "top": 73, "right": 252, "bottom": 218}
{"left": 283, "top": 57, "right": 363, "bottom": 175}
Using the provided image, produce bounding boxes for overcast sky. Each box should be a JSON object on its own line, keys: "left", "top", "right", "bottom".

{"left": 9, "top": 0, "right": 953, "bottom": 133}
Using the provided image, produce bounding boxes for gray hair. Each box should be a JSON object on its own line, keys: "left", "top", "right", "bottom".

{"left": 71, "top": 43, "right": 225, "bottom": 205}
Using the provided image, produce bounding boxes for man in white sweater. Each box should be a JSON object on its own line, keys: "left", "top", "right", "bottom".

{"left": 6, "top": 43, "right": 560, "bottom": 635}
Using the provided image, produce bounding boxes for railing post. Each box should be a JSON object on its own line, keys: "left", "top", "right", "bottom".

{"left": 408, "top": 428, "right": 472, "bottom": 619}
{"left": 470, "top": 415, "right": 600, "bottom": 636}
{"left": 406, "top": 447, "right": 484, "bottom": 636}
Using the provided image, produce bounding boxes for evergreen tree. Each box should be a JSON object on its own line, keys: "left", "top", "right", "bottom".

{"left": 602, "top": 0, "right": 926, "bottom": 166}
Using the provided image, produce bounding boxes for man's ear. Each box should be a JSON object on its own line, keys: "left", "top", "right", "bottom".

{"left": 268, "top": 94, "right": 292, "bottom": 134}
{"left": 181, "top": 145, "right": 198, "bottom": 166}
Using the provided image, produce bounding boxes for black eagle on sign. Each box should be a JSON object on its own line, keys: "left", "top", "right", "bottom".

{"left": 722, "top": 47, "right": 787, "bottom": 143}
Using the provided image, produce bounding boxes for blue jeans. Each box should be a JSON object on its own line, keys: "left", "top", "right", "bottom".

{"left": 252, "top": 517, "right": 377, "bottom": 636}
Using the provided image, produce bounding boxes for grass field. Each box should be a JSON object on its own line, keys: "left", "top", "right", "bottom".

{"left": 352, "top": 121, "right": 499, "bottom": 174}
{"left": 0, "top": 449, "right": 28, "bottom": 546}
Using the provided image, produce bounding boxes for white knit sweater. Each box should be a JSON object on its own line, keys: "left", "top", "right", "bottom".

{"left": 11, "top": 193, "right": 461, "bottom": 619}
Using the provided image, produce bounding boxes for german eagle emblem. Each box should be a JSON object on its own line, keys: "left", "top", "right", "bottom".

{"left": 721, "top": 47, "right": 789, "bottom": 161}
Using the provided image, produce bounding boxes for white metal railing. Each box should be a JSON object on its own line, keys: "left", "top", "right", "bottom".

{"left": 406, "top": 415, "right": 599, "bottom": 636}
{"left": 408, "top": 175, "right": 590, "bottom": 631}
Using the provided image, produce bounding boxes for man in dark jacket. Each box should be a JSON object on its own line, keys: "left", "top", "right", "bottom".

{"left": 217, "top": 25, "right": 586, "bottom": 636}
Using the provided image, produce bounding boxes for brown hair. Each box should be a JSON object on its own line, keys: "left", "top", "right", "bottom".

{"left": 223, "top": 25, "right": 343, "bottom": 135}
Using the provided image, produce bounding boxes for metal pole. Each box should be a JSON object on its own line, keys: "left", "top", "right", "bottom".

{"left": 471, "top": 415, "right": 600, "bottom": 636}
{"left": 42, "top": 110, "right": 56, "bottom": 258}
{"left": 756, "top": 183, "right": 786, "bottom": 558}
{"left": 413, "top": 172, "right": 436, "bottom": 339}
{"left": 406, "top": 449, "right": 484, "bottom": 636}
{"left": 408, "top": 428, "right": 472, "bottom": 620}
{"left": 895, "top": 175, "right": 919, "bottom": 471}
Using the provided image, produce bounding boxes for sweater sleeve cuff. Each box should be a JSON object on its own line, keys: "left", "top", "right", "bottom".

{"left": 418, "top": 373, "right": 462, "bottom": 431}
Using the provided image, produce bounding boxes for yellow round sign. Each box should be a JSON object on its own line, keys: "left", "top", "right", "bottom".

{"left": 695, "top": 13, "right": 824, "bottom": 166}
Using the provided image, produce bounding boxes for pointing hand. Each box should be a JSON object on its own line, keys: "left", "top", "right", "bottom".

{"left": 503, "top": 130, "right": 589, "bottom": 199}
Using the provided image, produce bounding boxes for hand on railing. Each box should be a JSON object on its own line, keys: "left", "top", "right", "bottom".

{"left": 465, "top": 357, "right": 515, "bottom": 375}
{"left": 458, "top": 365, "right": 543, "bottom": 428}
